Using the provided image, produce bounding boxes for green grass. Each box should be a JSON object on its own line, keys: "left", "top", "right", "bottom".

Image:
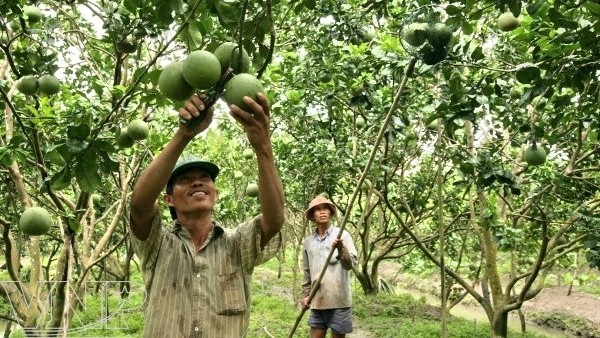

{"left": 3, "top": 253, "right": 594, "bottom": 337}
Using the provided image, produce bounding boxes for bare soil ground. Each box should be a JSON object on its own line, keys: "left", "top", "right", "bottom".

{"left": 519, "top": 285, "right": 600, "bottom": 327}
{"left": 379, "top": 262, "right": 600, "bottom": 336}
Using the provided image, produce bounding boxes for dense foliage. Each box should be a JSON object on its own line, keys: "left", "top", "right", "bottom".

{"left": 1, "top": 0, "right": 599, "bottom": 337}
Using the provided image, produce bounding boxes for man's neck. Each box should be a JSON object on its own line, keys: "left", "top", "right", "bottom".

{"left": 316, "top": 222, "right": 331, "bottom": 236}
{"left": 178, "top": 213, "right": 214, "bottom": 249}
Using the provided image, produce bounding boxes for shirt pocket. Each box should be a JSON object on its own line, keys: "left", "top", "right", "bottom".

{"left": 216, "top": 267, "right": 247, "bottom": 315}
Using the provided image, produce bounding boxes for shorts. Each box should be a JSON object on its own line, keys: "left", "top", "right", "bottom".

{"left": 308, "top": 307, "right": 353, "bottom": 334}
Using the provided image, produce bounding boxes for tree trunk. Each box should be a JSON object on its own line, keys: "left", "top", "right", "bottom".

{"left": 492, "top": 310, "right": 509, "bottom": 337}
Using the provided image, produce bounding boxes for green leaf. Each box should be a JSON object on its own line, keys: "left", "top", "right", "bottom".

{"left": 445, "top": 5, "right": 462, "bottom": 15}
{"left": 303, "top": 0, "right": 316, "bottom": 10}
{"left": 507, "top": 0, "right": 521, "bottom": 17}
{"left": 584, "top": 1, "right": 600, "bottom": 15}
{"left": 67, "top": 123, "right": 91, "bottom": 141}
{"left": 186, "top": 22, "right": 203, "bottom": 48}
{"left": 74, "top": 151, "right": 101, "bottom": 192}
{"left": 50, "top": 166, "right": 72, "bottom": 191}
{"left": 548, "top": 7, "right": 578, "bottom": 30}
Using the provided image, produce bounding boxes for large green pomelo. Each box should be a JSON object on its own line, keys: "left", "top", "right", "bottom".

{"left": 117, "top": 35, "right": 138, "bottom": 54}
{"left": 524, "top": 145, "right": 547, "bottom": 166}
{"left": 17, "top": 75, "right": 38, "bottom": 95}
{"left": 117, "top": 128, "right": 135, "bottom": 148}
{"left": 158, "top": 61, "right": 195, "bottom": 101}
{"left": 403, "top": 22, "right": 428, "bottom": 47}
{"left": 182, "top": 50, "right": 221, "bottom": 90}
{"left": 19, "top": 207, "right": 52, "bottom": 236}
{"left": 213, "top": 42, "right": 250, "bottom": 74}
{"left": 38, "top": 74, "right": 60, "bottom": 95}
{"left": 245, "top": 182, "right": 259, "bottom": 197}
{"left": 242, "top": 148, "right": 254, "bottom": 159}
{"left": 425, "top": 23, "right": 453, "bottom": 49}
{"left": 498, "top": 12, "right": 520, "bottom": 32}
{"left": 419, "top": 43, "right": 448, "bottom": 65}
{"left": 224, "top": 73, "right": 263, "bottom": 112}
{"left": 23, "top": 5, "right": 43, "bottom": 23}
{"left": 127, "top": 119, "right": 149, "bottom": 140}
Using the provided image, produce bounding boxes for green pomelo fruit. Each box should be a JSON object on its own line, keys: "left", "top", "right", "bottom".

{"left": 318, "top": 192, "right": 330, "bottom": 199}
{"left": 419, "top": 43, "right": 448, "bottom": 65}
{"left": 224, "top": 73, "right": 264, "bottom": 112}
{"left": 117, "top": 35, "right": 138, "bottom": 54}
{"left": 530, "top": 95, "right": 546, "bottom": 108}
{"left": 425, "top": 23, "right": 453, "bottom": 49}
{"left": 158, "top": 61, "right": 195, "bottom": 101}
{"left": 117, "top": 128, "right": 135, "bottom": 148}
{"left": 515, "top": 64, "right": 541, "bottom": 84}
{"left": 213, "top": 42, "right": 250, "bottom": 74}
{"left": 498, "top": 12, "right": 520, "bottom": 32}
{"left": 182, "top": 50, "right": 221, "bottom": 90}
{"left": 509, "top": 88, "right": 522, "bottom": 99}
{"left": 17, "top": 75, "right": 38, "bottom": 95}
{"left": 524, "top": 145, "right": 547, "bottom": 166}
{"left": 19, "top": 206, "right": 52, "bottom": 236}
{"left": 127, "top": 119, "right": 149, "bottom": 140}
{"left": 242, "top": 148, "right": 254, "bottom": 159}
{"left": 356, "top": 116, "right": 366, "bottom": 128}
{"left": 92, "top": 194, "right": 102, "bottom": 204}
{"left": 9, "top": 20, "right": 21, "bottom": 31}
{"left": 403, "top": 22, "right": 428, "bottom": 47}
{"left": 233, "top": 170, "right": 244, "bottom": 179}
{"left": 23, "top": 5, "right": 43, "bottom": 23}
{"left": 37, "top": 74, "right": 60, "bottom": 95}
{"left": 245, "top": 182, "right": 259, "bottom": 197}
{"left": 360, "top": 178, "right": 372, "bottom": 191}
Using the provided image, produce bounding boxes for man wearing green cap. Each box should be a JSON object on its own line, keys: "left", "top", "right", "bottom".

{"left": 129, "top": 93, "right": 284, "bottom": 337}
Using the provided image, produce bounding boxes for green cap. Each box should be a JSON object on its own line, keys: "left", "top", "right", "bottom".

{"left": 166, "top": 155, "right": 220, "bottom": 192}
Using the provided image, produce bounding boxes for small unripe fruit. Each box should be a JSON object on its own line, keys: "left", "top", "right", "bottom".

{"left": 16, "top": 75, "right": 38, "bottom": 95}
{"left": 23, "top": 5, "right": 43, "bottom": 23}
{"left": 37, "top": 74, "right": 60, "bottom": 95}
{"left": 19, "top": 207, "right": 52, "bottom": 236}
{"left": 498, "top": 12, "right": 520, "bottom": 32}
{"left": 524, "top": 145, "right": 547, "bottom": 166}
{"left": 245, "top": 182, "right": 259, "bottom": 197}
{"left": 117, "top": 128, "right": 135, "bottom": 148}
{"left": 403, "top": 22, "right": 428, "bottom": 47}
{"left": 127, "top": 119, "right": 149, "bottom": 140}
{"left": 242, "top": 148, "right": 254, "bottom": 159}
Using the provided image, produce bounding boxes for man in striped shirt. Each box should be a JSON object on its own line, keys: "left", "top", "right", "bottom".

{"left": 129, "top": 93, "right": 284, "bottom": 337}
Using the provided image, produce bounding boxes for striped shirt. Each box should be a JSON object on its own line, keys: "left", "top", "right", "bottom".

{"left": 302, "top": 225, "right": 358, "bottom": 309}
{"left": 132, "top": 211, "right": 281, "bottom": 337}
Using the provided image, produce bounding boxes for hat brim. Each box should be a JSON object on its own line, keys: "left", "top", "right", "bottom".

{"left": 305, "top": 203, "right": 336, "bottom": 220}
{"left": 167, "top": 161, "right": 220, "bottom": 191}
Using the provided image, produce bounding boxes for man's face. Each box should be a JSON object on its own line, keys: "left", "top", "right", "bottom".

{"left": 164, "top": 168, "right": 217, "bottom": 216}
{"left": 312, "top": 204, "right": 332, "bottom": 224}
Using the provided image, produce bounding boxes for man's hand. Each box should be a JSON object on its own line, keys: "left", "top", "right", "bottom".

{"left": 178, "top": 94, "right": 215, "bottom": 137}
{"left": 332, "top": 238, "right": 344, "bottom": 250}
{"left": 300, "top": 296, "right": 311, "bottom": 310}
{"left": 229, "top": 92, "right": 271, "bottom": 152}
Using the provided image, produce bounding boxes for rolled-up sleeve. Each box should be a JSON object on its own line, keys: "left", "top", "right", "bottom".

{"left": 238, "top": 214, "right": 281, "bottom": 272}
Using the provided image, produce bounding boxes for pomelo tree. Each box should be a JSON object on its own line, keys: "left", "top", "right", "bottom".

{"left": 0, "top": 0, "right": 276, "bottom": 335}
{"left": 265, "top": 0, "right": 600, "bottom": 337}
